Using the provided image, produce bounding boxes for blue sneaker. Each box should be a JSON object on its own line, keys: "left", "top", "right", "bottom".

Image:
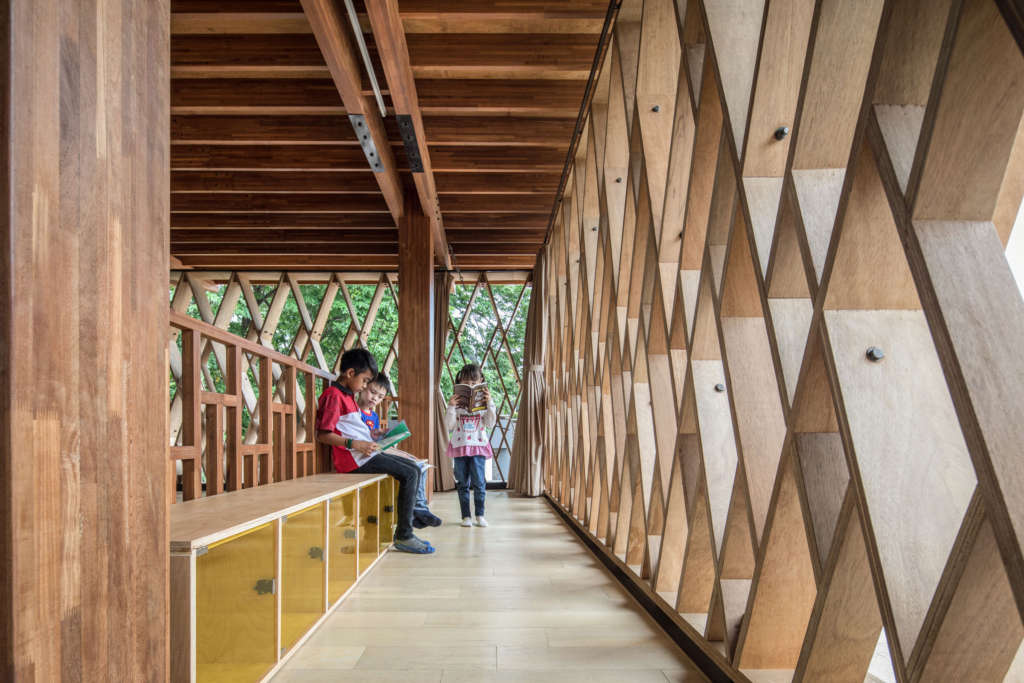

{"left": 393, "top": 536, "right": 435, "bottom": 554}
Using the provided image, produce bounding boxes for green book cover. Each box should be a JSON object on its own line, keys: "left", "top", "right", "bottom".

{"left": 374, "top": 419, "right": 411, "bottom": 452}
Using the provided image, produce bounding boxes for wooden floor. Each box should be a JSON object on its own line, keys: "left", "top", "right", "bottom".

{"left": 273, "top": 491, "right": 707, "bottom": 682}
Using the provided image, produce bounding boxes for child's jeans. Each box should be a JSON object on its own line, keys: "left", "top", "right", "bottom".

{"left": 453, "top": 455, "right": 487, "bottom": 518}
{"left": 414, "top": 460, "right": 430, "bottom": 513}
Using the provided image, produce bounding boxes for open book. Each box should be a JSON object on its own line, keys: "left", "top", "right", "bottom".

{"left": 373, "top": 419, "right": 411, "bottom": 452}
{"left": 453, "top": 382, "right": 489, "bottom": 413}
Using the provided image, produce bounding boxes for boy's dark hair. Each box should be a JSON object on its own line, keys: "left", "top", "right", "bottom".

{"left": 339, "top": 348, "right": 378, "bottom": 376}
{"left": 369, "top": 372, "right": 391, "bottom": 392}
{"left": 456, "top": 363, "right": 483, "bottom": 384}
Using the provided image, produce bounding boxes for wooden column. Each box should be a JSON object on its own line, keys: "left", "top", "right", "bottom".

{"left": 0, "top": 1, "right": 169, "bottom": 680}
{"left": 398, "top": 192, "right": 436, "bottom": 480}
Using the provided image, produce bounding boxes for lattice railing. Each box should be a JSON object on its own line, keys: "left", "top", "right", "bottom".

{"left": 539, "top": 0, "right": 1024, "bottom": 680}
{"left": 440, "top": 273, "right": 532, "bottom": 482}
{"left": 169, "top": 312, "right": 327, "bottom": 503}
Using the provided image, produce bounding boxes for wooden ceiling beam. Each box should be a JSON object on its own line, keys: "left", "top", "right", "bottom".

{"left": 171, "top": 144, "right": 568, "bottom": 172}
{"left": 170, "top": 228, "right": 543, "bottom": 244}
{"left": 171, "top": 170, "right": 380, "bottom": 193}
{"left": 364, "top": 0, "right": 449, "bottom": 267}
{"left": 173, "top": 255, "right": 537, "bottom": 271}
{"left": 171, "top": 144, "right": 372, "bottom": 170}
{"left": 172, "top": 229, "right": 399, "bottom": 243}
{"left": 175, "top": 254, "right": 402, "bottom": 270}
{"left": 439, "top": 194, "right": 554, "bottom": 213}
{"left": 443, "top": 213, "right": 549, "bottom": 229}
{"left": 173, "top": 242, "right": 541, "bottom": 255}
{"left": 299, "top": 0, "right": 404, "bottom": 223}
{"left": 171, "top": 213, "right": 396, "bottom": 229}
{"left": 171, "top": 78, "right": 583, "bottom": 116}
{"left": 171, "top": 212, "right": 548, "bottom": 230}
{"left": 171, "top": 114, "right": 574, "bottom": 146}
{"left": 173, "top": 191, "right": 553, "bottom": 213}
{"left": 171, "top": 169, "right": 560, "bottom": 194}
{"left": 430, "top": 146, "right": 566, "bottom": 172}
{"left": 435, "top": 172, "right": 561, "bottom": 194}
{"left": 415, "top": 79, "right": 584, "bottom": 116}
{"left": 171, "top": 192, "right": 390, "bottom": 213}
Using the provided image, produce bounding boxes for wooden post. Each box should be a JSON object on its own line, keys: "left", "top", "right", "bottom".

{"left": 398, "top": 192, "right": 436, "bottom": 480}
{"left": 0, "top": 0, "right": 169, "bottom": 679}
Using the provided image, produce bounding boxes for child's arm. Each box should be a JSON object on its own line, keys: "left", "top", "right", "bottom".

{"left": 316, "top": 429, "right": 376, "bottom": 456}
{"left": 444, "top": 395, "right": 459, "bottom": 432}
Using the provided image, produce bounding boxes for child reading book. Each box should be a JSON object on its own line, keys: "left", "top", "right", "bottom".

{"left": 445, "top": 363, "right": 496, "bottom": 527}
{"left": 358, "top": 373, "right": 442, "bottom": 528}
{"left": 315, "top": 349, "right": 435, "bottom": 554}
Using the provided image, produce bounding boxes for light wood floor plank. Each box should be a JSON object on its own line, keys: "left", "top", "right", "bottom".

{"left": 275, "top": 492, "right": 705, "bottom": 680}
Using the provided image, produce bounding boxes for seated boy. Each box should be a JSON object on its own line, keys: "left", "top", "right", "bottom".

{"left": 316, "top": 348, "right": 435, "bottom": 554}
{"left": 357, "top": 372, "right": 442, "bottom": 529}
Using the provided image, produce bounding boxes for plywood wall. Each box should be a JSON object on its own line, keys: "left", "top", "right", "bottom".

{"left": 540, "top": 0, "right": 1024, "bottom": 680}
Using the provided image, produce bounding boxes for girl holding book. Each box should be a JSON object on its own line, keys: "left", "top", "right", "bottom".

{"left": 445, "top": 363, "right": 496, "bottom": 527}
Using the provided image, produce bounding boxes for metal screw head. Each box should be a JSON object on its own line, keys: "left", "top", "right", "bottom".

{"left": 774, "top": 126, "right": 790, "bottom": 140}
{"left": 865, "top": 346, "right": 885, "bottom": 362}
{"left": 714, "top": 383, "right": 726, "bottom": 393}
{"left": 615, "top": 177, "right": 622, "bottom": 183}
{"left": 591, "top": 226, "right": 598, "bottom": 231}
{"left": 651, "top": 105, "right": 661, "bottom": 112}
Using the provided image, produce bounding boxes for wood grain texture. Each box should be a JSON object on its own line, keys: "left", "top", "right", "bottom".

{"left": 2, "top": 0, "right": 169, "bottom": 679}
{"left": 397, "top": 193, "right": 436, "bottom": 476}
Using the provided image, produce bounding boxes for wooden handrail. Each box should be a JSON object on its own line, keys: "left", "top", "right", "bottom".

{"left": 170, "top": 311, "right": 335, "bottom": 382}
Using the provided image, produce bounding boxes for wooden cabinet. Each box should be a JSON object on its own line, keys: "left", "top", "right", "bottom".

{"left": 170, "top": 474, "right": 396, "bottom": 682}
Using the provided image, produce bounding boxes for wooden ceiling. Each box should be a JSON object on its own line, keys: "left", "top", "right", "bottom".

{"left": 170, "top": 0, "right": 610, "bottom": 271}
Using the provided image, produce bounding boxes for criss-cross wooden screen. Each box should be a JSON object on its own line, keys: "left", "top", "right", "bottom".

{"left": 539, "top": 0, "right": 1024, "bottom": 680}
{"left": 169, "top": 269, "right": 531, "bottom": 496}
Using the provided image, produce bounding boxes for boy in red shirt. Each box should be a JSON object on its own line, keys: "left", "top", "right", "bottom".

{"left": 316, "top": 348, "right": 435, "bottom": 554}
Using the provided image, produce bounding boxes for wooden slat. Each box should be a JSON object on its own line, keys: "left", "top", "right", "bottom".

{"left": 171, "top": 170, "right": 380, "bottom": 193}
{"left": 171, "top": 114, "right": 574, "bottom": 145}
{"left": 171, "top": 212, "right": 395, "bottom": 229}
{"left": 171, "top": 144, "right": 373, "bottom": 170}
{"left": 172, "top": 228, "right": 540, "bottom": 244}
{"left": 435, "top": 172, "right": 561, "bottom": 194}
{"left": 416, "top": 78, "right": 586, "bottom": 116}
{"left": 404, "top": 33, "right": 596, "bottom": 79}
{"left": 439, "top": 194, "right": 554, "bottom": 213}
{"left": 171, "top": 192, "right": 389, "bottom": 212}
{"left": 172, "top": 242, "right": 400, "bottom": 255}
{"left": 430, "top": 146, "right": 566, "bottom": 172}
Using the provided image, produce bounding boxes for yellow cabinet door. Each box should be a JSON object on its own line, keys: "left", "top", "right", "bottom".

{"left": 327, "top": 491, "right": 358, "bottom": 604}
{"left": 281, "top": 503, "right": 326, "bottom": 652}
{"left": 379, "top": 476, "right": 397, "bottom": 547}
{"left": 196, "top": 523, "right": 277, "bottom": 683}
{"left": 359, "top": 482, "right": 380, "bottom": 574}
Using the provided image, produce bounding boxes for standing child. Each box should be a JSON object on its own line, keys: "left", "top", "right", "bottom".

{"left": 445, "top": 363, "right": 496, "bottom": 527}
{"left": 357, "top": 372, "right": 443, "bottom": 528}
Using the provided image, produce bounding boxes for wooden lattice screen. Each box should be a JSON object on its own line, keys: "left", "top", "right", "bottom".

{"left": 540, "top": 0, "right": 1024, "bottom": 680}
{"left": 168, "top": 271, "right": 400, "bottom": 501}
{"left": 440, "top": 273, "right": 533, "bottom": 482}
{"left": 169, "top": 270, "right": 531, "bottom": 495}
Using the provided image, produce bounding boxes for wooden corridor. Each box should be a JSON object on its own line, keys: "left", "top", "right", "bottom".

{"left": 272, "top": 491, "right": 706, "bottom": 681}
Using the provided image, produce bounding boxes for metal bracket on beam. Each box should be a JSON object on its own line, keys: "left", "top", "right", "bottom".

{"left": 396, "top": 115, "right": 424, "bottom": 173}
{"left": 349, "top": 114, "right": 384, "bottom": 173}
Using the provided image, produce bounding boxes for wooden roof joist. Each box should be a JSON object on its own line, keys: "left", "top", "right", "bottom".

{"left": 168, "top": 0, "right": 611, "bottom": 271}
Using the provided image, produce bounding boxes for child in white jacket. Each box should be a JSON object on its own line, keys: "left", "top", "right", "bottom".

{"left": 445, "top": 363, "right": 496, "bottom": 527}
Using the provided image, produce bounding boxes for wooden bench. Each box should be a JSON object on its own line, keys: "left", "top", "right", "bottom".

{"left": 170, "top": 473, "right": 397, "bottom": 682}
